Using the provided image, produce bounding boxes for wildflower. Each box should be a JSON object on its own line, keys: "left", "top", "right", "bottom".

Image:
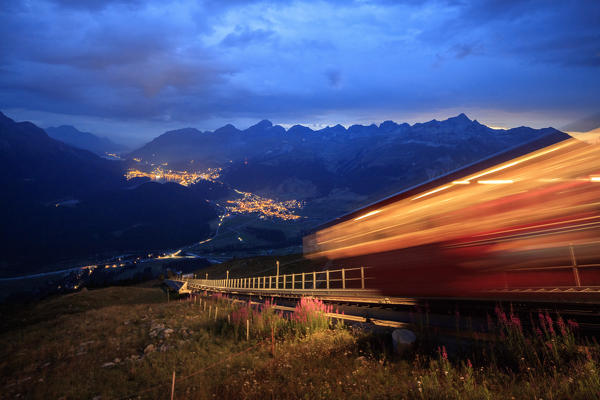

{"left": 544, "top": 312, "right": 555, "bottom": 335}
{"left": 567, "top": 319, "right": 579, "bottom": 330}
{"left": 510, "top": 314, "right": 522, "bottom": 331}
{"left": 538, "top": 312, "right": 546, "bottom": 330}
{"left": 495, "top": 306, "right": 508, "bottom": 324}
{"left": 557, "top": 317, "right": 567, "bottom": 336}
{"left": 467, "top": 359, "right": 472, "bottom": 369}
{"left": 535, "top": 327, "right": 543, "bottom": 338}
{"left": 438, "top": 345, "right": 448, "bottom": 360}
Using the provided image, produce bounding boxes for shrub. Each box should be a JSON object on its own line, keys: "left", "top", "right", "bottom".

{"left": 292, "top": 297, "right": 332, "bottom": 335}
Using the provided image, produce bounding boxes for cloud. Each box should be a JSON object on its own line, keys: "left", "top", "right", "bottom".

{"left": 221, "top": 26, "right": 275, "bottom": 47}
{"left": 0, "top": 0, "right": 598, "bottom": 142}
{"left": 325, "top": 69, "right": 342, "bottom": 88}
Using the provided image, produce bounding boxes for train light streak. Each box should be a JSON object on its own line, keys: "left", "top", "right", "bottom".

{"left": 305, "top": 138, "right": 600, "bottom": 261}
{"left": 304, "top": 137, "right": 600, "bottom": 297}
{"left": 411, "top": 185, "right": 452, "bottom": 201}
{"left": 354, "top": 210, "right": 382, "bottom": 221}
{"left": 477, "top": 180, "right": 514, "bottom": 184}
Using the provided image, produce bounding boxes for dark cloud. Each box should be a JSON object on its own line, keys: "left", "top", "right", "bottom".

{"left": 325, "top": 69, "right": 342, "bottom": 88}
{"left": 0, "top": 0, "right": 598, "bottom": 140}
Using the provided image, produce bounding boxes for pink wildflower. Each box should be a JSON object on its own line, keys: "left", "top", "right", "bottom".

{"left": 567, "top": 319, "right": 579, "bottom": 330}
{"left": 438, "top": 345, "right": 448, "bottom": 360}
{"left": 538, "top": 312, "right": 546, "bottom": 330}
{"left": 541, "top": 312, "right": 555, "bottom": 334}
{"left": 510, "top": 313, "right": 522, "bottom": 331}
{"left": 495, "top": 306, "right": 508, "bottom": 324}
{"left": 557, "top": 317, "right": 567, "bottom": 336}
{"left": 535, "top": 327, "right": 543, "bottom": 338}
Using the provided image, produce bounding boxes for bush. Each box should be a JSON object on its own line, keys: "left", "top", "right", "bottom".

{"left": 291, "top": 297, "right": 332, "bottom": 335}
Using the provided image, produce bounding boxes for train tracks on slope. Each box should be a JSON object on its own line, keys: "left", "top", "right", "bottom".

{"left": 170, "top": 278, "right": 600, "bottom": 337}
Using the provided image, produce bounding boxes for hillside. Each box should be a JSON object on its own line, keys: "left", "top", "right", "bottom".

{"left": 46, "top": 125, "right": 128, "bottom": 156}
{"left": 1, "top": 282, "right": 598, "bottom": 399}
{"left": 0, "top": 112, "right": 125, "bottom": 203}
{"left": 0, "top": 112, "right": 218, "bottom": 276}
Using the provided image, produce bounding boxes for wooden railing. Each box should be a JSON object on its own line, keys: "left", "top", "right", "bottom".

{"left": 181, "top": 266, "right": 371, "bottom": 293}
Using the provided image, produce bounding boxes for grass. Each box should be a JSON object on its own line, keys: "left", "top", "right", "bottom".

{"left": 1, "top": 282, "right": 599, "bottom": 399}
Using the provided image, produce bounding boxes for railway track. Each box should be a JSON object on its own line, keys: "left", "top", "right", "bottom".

{"left": 172, "top": 277, "right": 600, "bottom": 337}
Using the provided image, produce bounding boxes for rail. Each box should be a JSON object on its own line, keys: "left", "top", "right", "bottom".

{"left": 179, "top": 266, "right": 375, "bottom": 295}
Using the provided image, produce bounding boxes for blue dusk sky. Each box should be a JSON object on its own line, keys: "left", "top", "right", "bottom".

{"left": 0, "top": 0, "right": 599, "bottom": 146}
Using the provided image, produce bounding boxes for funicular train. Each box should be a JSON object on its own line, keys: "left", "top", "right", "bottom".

{"left": 303, "top": 133, "right": 600, "bottom": 300}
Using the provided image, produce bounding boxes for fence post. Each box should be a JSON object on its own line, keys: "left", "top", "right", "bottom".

{"left": 246, "top": 319, "right": 250, "bottom": 341}
{"left": 226, "top": 270, "right": 229, "bottom": 288}
{"left": 569, "top": 244, "right": 581, "bottom": 287}
{"left": 269, "top": 275, "right": 272, "bottom": 289}
{"left": 302, "top": 273, "right": 305, "bottom": 290}
{"left": 283, "top": 275, "right": 286, "bottom": 290}
{"left": 313, "top": 271, "right": 316, "bottom": 289}
{"left": 361, "top": 267, "right": 365, "bottom": 289}
{"left": 292, "top": 274, "right": 295, "bottom": 290}
{"left": 342, "top": 269, "right": 346, "bottom": 289}
{"left": 276, "top": 261, "right": 280, "bottom": 289}
{"left": 326, "top": 270, "right": 330, "bottom": 289}
{"left": 171, "top": 370, "right": 176, "bottom": 400}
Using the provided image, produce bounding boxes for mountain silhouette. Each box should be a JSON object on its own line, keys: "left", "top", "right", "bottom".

{"left": 46, "top": 125, "right": 129, "bottom": 156}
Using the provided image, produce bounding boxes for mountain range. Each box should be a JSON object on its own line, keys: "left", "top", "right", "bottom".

{"left": 130, "top": 113, "right": 569, "bottom": 203}
{"left": 0, "top": 110, "right": 572, "bottom": 276}
{"left": 46, "top": 125, "right": 129, "bottom": 156}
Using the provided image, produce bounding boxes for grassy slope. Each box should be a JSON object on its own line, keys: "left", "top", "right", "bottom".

{"left": 1, "top": 283, "right": 599, "bottom": 399}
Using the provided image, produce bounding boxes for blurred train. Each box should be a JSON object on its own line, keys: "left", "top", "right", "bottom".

{"left": 304, "top": 132, "right": 600, "bottom": 299}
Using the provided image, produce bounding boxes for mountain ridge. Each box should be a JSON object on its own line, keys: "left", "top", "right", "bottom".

{"left": 46, "top": 125, "right": 129, "bottom": 156}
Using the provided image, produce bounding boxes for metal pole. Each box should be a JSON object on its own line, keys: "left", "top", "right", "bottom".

{"left": 170, "top": 370, "right": 176, "bottom": 400}
{"left": 276, "top": 261, "right": 280, "bottom": 289}
{"left": 360, "top": 267, "right": 365, "bottom": 289}
{"left": 570, "top": 244, "right": 581, "bottom": 287}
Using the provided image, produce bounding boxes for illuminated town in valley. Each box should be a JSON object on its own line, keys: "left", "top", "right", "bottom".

{"left": 125, "top": 166, "right": 222, "bottom": 186}
{"left": 224, "top": 190, "right": 304, "bottom": 220}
